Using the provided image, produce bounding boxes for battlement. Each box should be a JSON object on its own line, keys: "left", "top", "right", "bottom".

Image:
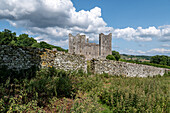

{"left": 69, "top": 33, "right": 112, "bottom": 60}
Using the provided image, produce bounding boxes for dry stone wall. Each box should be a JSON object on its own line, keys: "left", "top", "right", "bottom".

{"left": 91, "top": 59, "right": 170, "bottom": 77}
{"left": 0, "top": 45, "right": 41, "bottom": 71}
{"left": 41, "top": 50, "right": 87, "bottom": 72}
{"left": 0, "top": 45, "right": 169, "bottom": 77}
{"left": 0, "top": 45, "right": 87, "bottom": 72}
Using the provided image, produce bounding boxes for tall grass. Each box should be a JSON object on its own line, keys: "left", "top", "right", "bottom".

{"left": 0, "top": 67, "right": 169, "bottom": 112}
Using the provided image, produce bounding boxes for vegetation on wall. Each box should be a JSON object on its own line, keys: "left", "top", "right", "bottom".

{"left": 0, "top": 29, "right": 68, "bottom": 52}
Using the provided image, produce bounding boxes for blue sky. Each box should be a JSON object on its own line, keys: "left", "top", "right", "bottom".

{"left": 0, "top": 0, "right": 170, "bottom": 56}
{"left": 73, "top": 0, "right": 170, "bottom": 28}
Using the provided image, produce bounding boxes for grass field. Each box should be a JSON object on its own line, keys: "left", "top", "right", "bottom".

{"left": 0, "top": 68, "right": 169, "bottom": 112}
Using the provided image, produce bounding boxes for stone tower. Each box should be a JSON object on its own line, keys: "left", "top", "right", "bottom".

{"left": 99, "top": 33, "right": 112, "bottom": 58}
{"left": 69, "top": 33, "right": 86, "bottom": 55}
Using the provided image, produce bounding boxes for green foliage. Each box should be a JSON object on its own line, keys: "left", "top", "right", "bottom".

{"left": 106, "top": 51, "right": 121, "bottom": 61}
{"left": 150, "top": 55, "right": 170, "bottom": 66}
{"left": 112, "top": 50, "right": 121, "bottom": 61}
{"left": 0, "top": 29, "right": 17, "bottom": 45}
{"left": 98, "top": 77, "right": 170, "bottom": 112}
{"left": 0, "top": 68, "right": 169, "bottom": 112}
{"left": 0, "top": 65, "right": 38, "bottom": 83}
{"left": 71, "top": 96, "right": 103, "bottom": 113}
{"left": 121, "top": 54, "right": 151, "bottom": 60}
{"left": 163, "top": 71, "right": 170, "bottom": 77}
{"left": 106, "top": 55, "right": 116, "bottom": 60}
{"left": 39, "top": 41, "right": 52, "bottom": 49}
{"left": 17, "top": 34, "right": 37, "bottom": 47}
{"left": 0, "top": 29, "right": 67, "bottom": 52}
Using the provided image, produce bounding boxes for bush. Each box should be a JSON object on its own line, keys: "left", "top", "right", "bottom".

{"left": 106, "top": 55, "right": 116, "bottom": 60}
{"left": 0, "top": 67, "right": 169, "bottom": 112}
{"left": 0, "top": 65, "right": 38, "bottom": 83}
{"left": 112, "top": 51, "right": 120, "bottom": 61}
{"left": 98, "top": 77, "right": 170, "bottom": 112}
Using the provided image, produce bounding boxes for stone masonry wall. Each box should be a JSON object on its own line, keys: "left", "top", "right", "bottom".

{"left": 41, "top": 50, "right": 87, "bottom": 72}
{"left": 0, "top": 45, "right": 87, "bottom": 72}
{"left": 1, "top": 45, "right": 169, "bottom": 77}
{"left": 0, "top": 45, "right": 41, "bottom": 71}
{"left": 91, "top": 59, "right": 170, "bottom": 77}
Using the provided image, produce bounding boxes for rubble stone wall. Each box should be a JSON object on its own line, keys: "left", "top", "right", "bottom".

{"left": 0, "top": 45, "right": 169, "bottom": 77}
{"left": 91, "top": 59, "right": 170, "bottom": 77}
{"left": 41, "top": 50, "right": 87, "bottom": 72}
{"left": 0, "top": 45, "right": 87, "bottom": 72}
{"left": 0, "top": 45, "right": 41, "bottom": 71}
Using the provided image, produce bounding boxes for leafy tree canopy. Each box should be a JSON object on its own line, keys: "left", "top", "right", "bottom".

{"left": 0, "top": 29, "right": 67, "bottom": 52}
{"left": 150, "top": 55, "right": 170, "bottom": 66}
{"left": 106, "top": 55, "right": 116, "bottom": 60}
{"left": 112, "top": 51, "right": 120, "bottom": 61}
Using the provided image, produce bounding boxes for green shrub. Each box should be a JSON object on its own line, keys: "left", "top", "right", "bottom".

{"left": 71, "top": 96, "right": 103, "bottom": 113}
{"left": 106, "top": 55, "right": 116, "bottom": 60}
{"left": 98, "top": 77, "right": 170, "bottom": 112}
{"left": 0, "top": 67, "right": 169, "bottom": 112}
{"left": 0, "top": 65, "right": 38, "bottom": 83}
{"left": 112, "top": 51, "right": 120, "bottom": 61}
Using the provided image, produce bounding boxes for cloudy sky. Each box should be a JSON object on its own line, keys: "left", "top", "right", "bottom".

{"left": 0, "top": 0, "right": 170, "bottom": 56}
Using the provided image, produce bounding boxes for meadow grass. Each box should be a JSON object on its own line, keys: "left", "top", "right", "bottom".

{"left": 0, "top": 68, "right": 169, "bottom": 112}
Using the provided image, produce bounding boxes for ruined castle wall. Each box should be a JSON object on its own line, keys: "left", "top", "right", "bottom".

{"left": 1, "top": 45, "right": 169, "bottom": 77}
{"left": 69, "top": 34, "right": 86, "bottom": 55}
{"left": 84, "top": 43, "right": 99, "bottom": 60}
{"left": 0, "top": 45, "right": 87, "bottom": 72}
{"left": 41, "top": 50, "right": 87, "bottom": 72}
{"left": 91, "top": 59, "right": 170, "bottom": 77}
{"left": 69, "top": 33, "right": 113, "bottom": 60}
{"left": 0, "top": 45, "right": 42, "bottom": 71}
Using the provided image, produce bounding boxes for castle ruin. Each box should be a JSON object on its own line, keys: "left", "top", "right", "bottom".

{"left": 69, "top": 33, "right": 112, "bottom": 60}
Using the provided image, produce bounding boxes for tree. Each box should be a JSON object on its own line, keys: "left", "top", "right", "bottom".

{"left": 106, "top": 55, "right": 116, "bottom": 60}
{"left": 0, "top": 29, "right": 67, "bottom": 52}
{"left": 16, "top": 34, "right": 37, "bottom": 47}
{"left": 0, "top": 29, "right": 17, "bottom": 45}
{"left": 39, "top": 41, "right": 52, "bottom": 49}
{"left": 9, "top": 40, "right": 17, "bottom": 46}
{"left": 112, "top": 51, "right": 120, "bottom": 61}
{"left": 150, "top": 55, "right": 170, "bottom": 66}
{"left": 31, "top": 43, "right": 41, "bottom": 48}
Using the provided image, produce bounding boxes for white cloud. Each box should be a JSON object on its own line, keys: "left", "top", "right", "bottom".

{"left": 0, "top": 0, "right": 170, "bottom": 51}
{"left": 0, "top": 0, "right": 113, "bottom": 47}
{"left": 147, "top": 48, "right": 170, "bottom": 54}
{"left": 113, "top": 27, "right": 136, "bottom": 41}
{"left": 162, "top": 44, "right": 170, "bottom": 48}
{"left": 136, "top": 26, "right": 161, "bottom": 37}
{"left": 112, "top": 26, "right": 164, "bottom": 42}
{"left": 159, "top": 25, "right": 170, "bottom": 42}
